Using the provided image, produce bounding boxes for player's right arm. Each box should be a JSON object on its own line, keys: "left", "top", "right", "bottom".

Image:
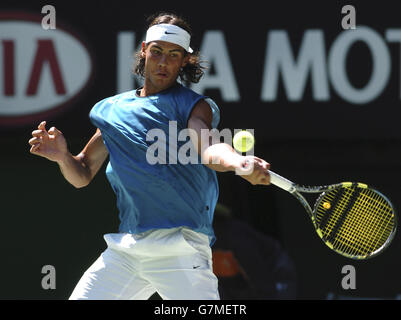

{"left": 29, "top": 121, "right": 109, "bottom": 188}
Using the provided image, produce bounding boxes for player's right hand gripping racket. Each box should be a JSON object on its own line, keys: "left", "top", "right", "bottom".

{"left": 268, "top": 171, "right": 397, "bottom": 260}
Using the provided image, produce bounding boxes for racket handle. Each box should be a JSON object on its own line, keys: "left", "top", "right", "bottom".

{"left": 268, "top": 170, "right": 297, "bottom": 193}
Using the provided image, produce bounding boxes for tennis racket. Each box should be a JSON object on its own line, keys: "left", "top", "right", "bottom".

{"left": 268, "top": 170, "right": 397, "bottom": 260}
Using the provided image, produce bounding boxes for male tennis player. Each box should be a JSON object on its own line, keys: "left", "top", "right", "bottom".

{"left": 28, "top": 12, "right": 271, "bottom": 300}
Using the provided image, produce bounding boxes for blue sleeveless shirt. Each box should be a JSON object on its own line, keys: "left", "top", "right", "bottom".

{"left": 89, "top": 83, "right": 220, "bottom": 244}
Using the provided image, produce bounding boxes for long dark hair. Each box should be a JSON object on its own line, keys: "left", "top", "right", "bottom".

{"left": 133, "top": 12, "right": 207, "bottom": 85}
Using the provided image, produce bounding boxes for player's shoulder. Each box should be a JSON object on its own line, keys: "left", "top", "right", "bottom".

{"left": 172, "top": 83, "right": 203, "bottom": 98}
{"left": 102, "top": 90, "right": 135, "bottom": 104}
{"left": 90, "top": 90, "right": 134, "bottom": 117}
{"left": 171, "top": 84, "right": 210, "bottom": 112}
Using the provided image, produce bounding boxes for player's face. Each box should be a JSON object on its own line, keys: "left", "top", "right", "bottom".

{"left": 141, "top": 41, "right": 189, "bottom": 94}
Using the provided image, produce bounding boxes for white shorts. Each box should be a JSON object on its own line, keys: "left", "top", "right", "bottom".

{"left": 69, "top": 227, "right": 220, "bottom": 300}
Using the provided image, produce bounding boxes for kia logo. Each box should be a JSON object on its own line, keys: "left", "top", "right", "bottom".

{"left": 0, "top": 12, "right": 94, "bottom": 127}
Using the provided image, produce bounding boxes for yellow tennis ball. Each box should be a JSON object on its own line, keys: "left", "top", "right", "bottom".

{"left": 233, "top": 131, "right": 255, "bottom": 152}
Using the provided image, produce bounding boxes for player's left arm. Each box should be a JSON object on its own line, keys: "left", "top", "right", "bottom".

{"left": 187, "top": 100, "right": 270, "bottom": 185}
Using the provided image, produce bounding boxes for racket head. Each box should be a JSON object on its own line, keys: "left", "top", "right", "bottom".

{"left": 312, "top": 182, "right": 397, "bottom": 260}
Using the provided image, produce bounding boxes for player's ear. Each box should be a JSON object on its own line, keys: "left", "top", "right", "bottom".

{"left": 182, "top": 53, "right": 190, "bottom": 67}
{"left": 141, "top": 41, "right": 146, "bottom": 58}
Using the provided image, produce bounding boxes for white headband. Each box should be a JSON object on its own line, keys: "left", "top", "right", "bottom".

{"left": 145, "top": 23, "right": 193, "bottom": 53}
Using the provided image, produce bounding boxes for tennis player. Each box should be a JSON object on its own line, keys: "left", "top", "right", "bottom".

{"left": 28, "top": 12, "right": 271, "bottom": 300}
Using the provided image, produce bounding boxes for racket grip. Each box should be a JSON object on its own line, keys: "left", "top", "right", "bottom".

{"left": 268, "top": 170, "right": 296, "bottom": 193}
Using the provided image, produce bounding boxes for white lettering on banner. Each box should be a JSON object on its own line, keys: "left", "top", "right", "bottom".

{"left": 385, "top": 29, "right": 401, "bottom": 99}
{"left": 116, "top": 31, "right": 144, "bottom": 93}
{"left": 115, "top": 27, "right": 401, "bottom": 105}
{"left": 329, "top": 26, "right": 390, "bottom": 104}
{"left": 262, "top": 27, "right": 393, "bottom": 104}
{"left": 261, "top": 30, "right": 329, "bottom": 102}
{"left": 190, "top": 31, "right": 240, "bottom": 102}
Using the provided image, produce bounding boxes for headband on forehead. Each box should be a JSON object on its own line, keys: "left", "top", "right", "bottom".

{"left": 145, "top": 23, "right": 193, "bottom": 53}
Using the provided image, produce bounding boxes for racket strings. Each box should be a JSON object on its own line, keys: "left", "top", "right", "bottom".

{"left": 334, "top": 194, "right": 391, "bottom": 256}
{"left": 328, "top": 190, "right": 393, "bottom": 256}
{"left": 325, "top": 188, "right": 361, "bottom": 245}
{"left": 348, "top": 191, "right": 394, "bottom": 252}
{"left": 315, "top": 186, "right": 395, "bottom": 258}
{"left": 317, "top": 188, "right": 345, "bottom": 231}
{"left": 334, "top": 190, "right": 393, "bottom": 256}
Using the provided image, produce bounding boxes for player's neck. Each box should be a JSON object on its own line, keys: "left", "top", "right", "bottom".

{"left": 140, "top": 81, "right": 178, "bottom": 97}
